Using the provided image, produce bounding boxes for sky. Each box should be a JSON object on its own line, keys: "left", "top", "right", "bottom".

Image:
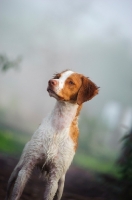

{"left": 0, "top": 0, "right": 132, "bottom": 133}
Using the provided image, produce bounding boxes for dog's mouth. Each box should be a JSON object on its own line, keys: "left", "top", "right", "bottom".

{"left": 47, "top": 87, "right": 64, "bottom": 101}
{"left": 47, "top": 88, "right": 54, "bottom": 93}
{"left": 47, "top": 87, "right": 59, "bottom": 98}
{"left": 47, "top": 87, "right": 55, "bottom": 94}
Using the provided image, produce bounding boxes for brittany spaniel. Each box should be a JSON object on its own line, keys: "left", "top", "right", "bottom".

{"left": 6, "top": 70, "right": 99, "bottom": 200}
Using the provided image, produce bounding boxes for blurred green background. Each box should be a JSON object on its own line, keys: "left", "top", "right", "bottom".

{"left": 0, "top": 0, "right": 132, "bottom": 179}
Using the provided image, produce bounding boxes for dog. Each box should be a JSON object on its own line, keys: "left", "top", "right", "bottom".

{"left": 6, "top": 70, "right": 99, "bottom": 200}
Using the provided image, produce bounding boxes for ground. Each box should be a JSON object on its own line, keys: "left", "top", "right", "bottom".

{"left": 0, "top": 153, "right": 118, "bottom": 200}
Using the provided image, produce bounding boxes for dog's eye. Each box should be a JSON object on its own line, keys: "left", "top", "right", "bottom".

{"left": 69, "top": 80, "right": 75, "bottom": 85}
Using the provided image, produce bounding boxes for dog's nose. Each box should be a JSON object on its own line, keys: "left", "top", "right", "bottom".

{"left": 48, "top": 79, "right": 58, "bottom": 86}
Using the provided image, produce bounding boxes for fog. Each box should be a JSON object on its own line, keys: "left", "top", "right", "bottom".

{"left": 0, "top": 0, "right": 132, "bottom": 157}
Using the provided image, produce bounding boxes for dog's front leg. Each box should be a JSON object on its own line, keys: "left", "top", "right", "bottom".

{"left": 5, "top": 165, "right": 21, "bottom": 200}
{"left": 54, "top": 174, "right": 65, "bottom": 200}
{"left": 10, "top": 161, "right": 35, "bottom": 200}
{"left": 44, "top": 179, "right": 59, "bottom": 200}
{"left": 43, "top": 170, "right": 61, "bottom": 200}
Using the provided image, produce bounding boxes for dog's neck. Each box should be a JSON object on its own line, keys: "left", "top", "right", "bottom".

{"left": 50, "top": 101, "right": 80, "bottom": 131}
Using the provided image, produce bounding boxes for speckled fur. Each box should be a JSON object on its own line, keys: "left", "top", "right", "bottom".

{"left": 6, "top": 70, "right": 99, "bottom": 200}
{"left": 6, "top": 101, "right": 78, "bottom": 200}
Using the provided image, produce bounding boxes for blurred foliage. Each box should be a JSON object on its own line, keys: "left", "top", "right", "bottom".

{"left": 119, "top": 130, "right": 132, "bottom": 180}
{"left": 118, "top": 129, "right": 132, "bottom": 199}
{"left": 0, "top": 54, "right": 21, "bottom": 72}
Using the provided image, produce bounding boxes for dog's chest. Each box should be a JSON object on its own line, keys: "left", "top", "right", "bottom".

{"left": 31, "top": 102, "right": 79, "bottom": 169}
{"left": 38, "top": 117, "right": 75, "bottom": 158}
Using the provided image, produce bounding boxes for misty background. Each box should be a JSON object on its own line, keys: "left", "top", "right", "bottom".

{"left": 0, "top": 0, "right": 132, "bottom": 174}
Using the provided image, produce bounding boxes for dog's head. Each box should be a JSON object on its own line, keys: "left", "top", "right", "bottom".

{"left": 47, "top": 70, "right": 99, "bottom": 105}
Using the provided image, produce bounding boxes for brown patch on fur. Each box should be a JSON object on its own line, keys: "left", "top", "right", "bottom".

{"left": 58, "top": 72, "right": 99, "bottom": 105}
{"left": 70, "top": 105, "right": 82, "bottom": 151}
{"left": 59, "top": 73, "right": 82, "bottom": 103}
{"left": 52, "top": 73, "right": 61, "bottom": 79}
{"left": 77, "top": 76, "right": 99, "bottom": 105}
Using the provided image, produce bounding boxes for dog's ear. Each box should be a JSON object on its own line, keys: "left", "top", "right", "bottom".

{"left": 77, "top": 76, "right": 99, "bottom": 105}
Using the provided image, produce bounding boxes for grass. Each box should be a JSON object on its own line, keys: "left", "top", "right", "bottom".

{"left": 74, "top": 152, "right": 120, "bottom": 178}
{"left": 0, "top": 129, "right": 29, "bottom": 155}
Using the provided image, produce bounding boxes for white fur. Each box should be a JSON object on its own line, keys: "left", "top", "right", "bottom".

{"left": 31, "top": 101, "right": 78, "bottom": 168}
{"left": 56, "top": 70, "right": 74, "bottom": 93}
{"left": 6, "top": 100, "right": 79, "bottom": 200}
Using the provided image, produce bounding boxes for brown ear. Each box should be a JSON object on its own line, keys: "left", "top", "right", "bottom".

{"left": 77, "top": 76, "right": 99, "bottom": 105}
